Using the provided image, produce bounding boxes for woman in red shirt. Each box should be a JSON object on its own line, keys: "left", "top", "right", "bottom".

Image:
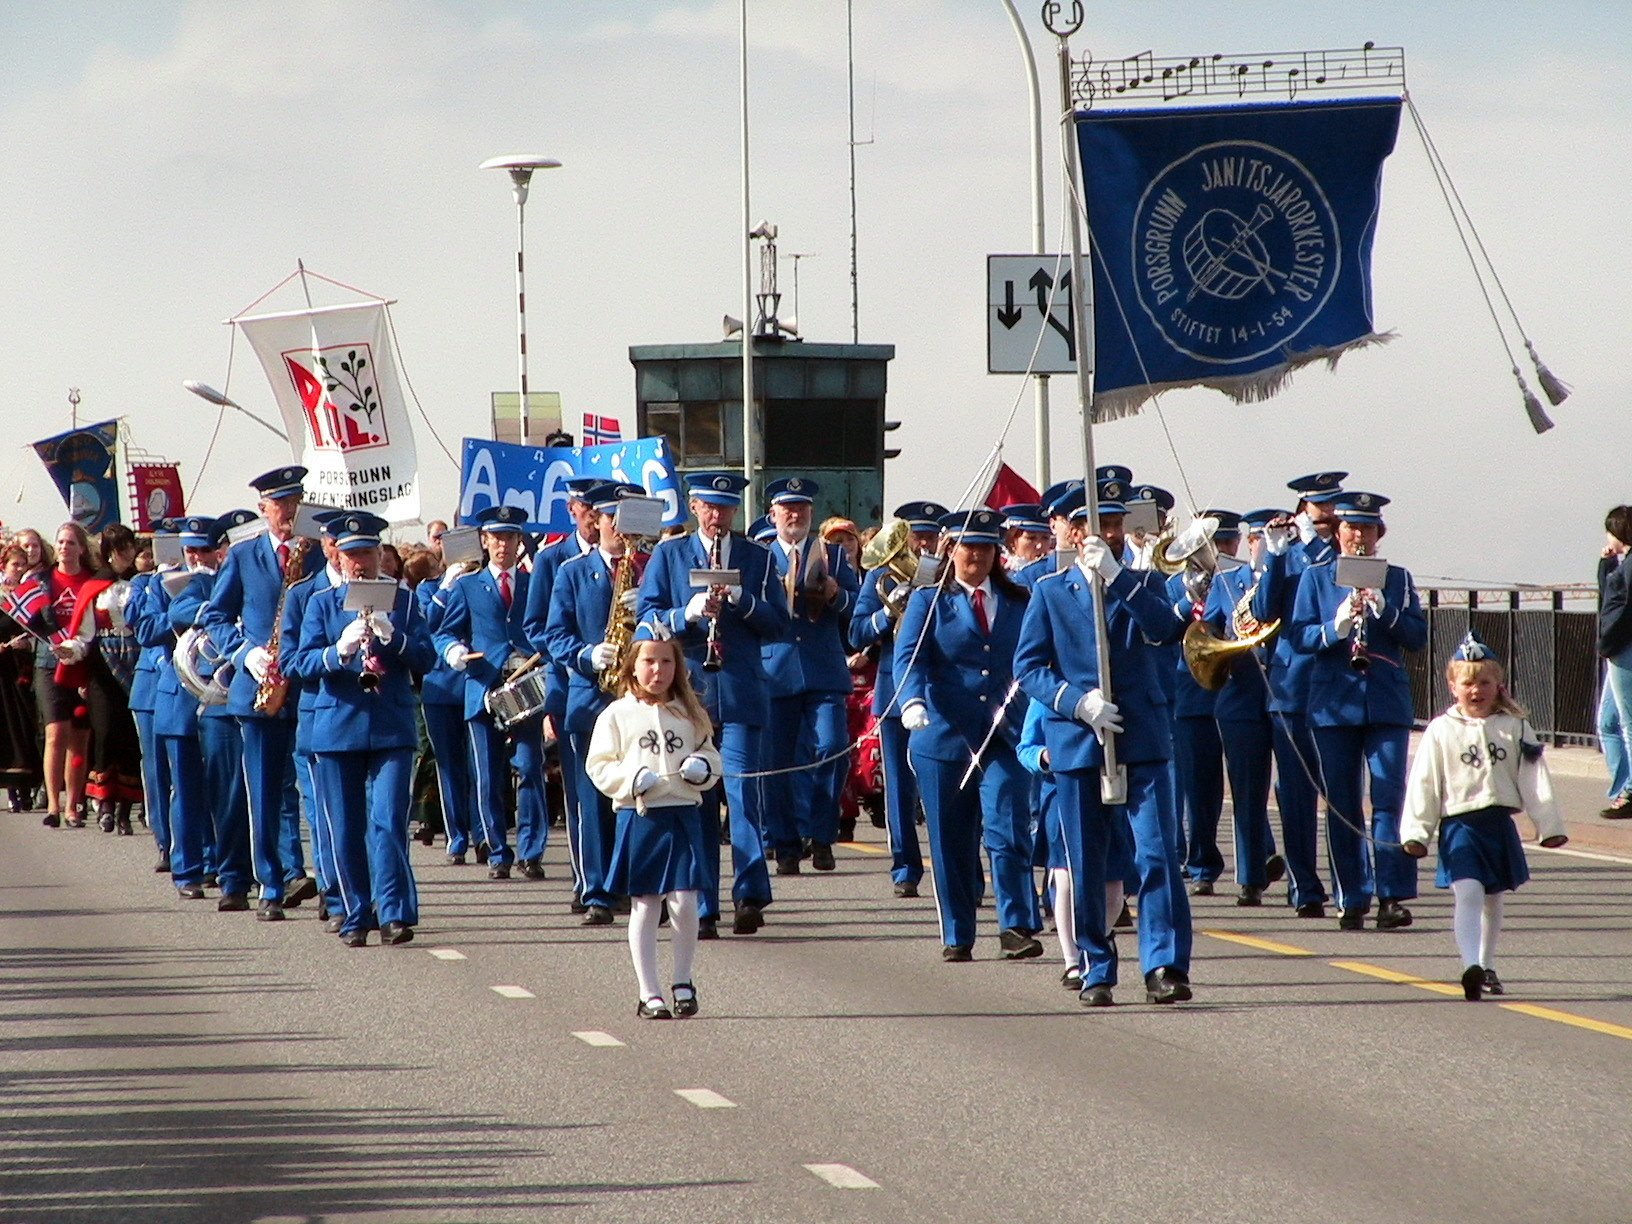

{"left": 36, "top": 523, "right": 95, "bottom": 827}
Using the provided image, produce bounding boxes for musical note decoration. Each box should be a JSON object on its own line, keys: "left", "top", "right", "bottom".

{"left": 1075, "top": 44, "right": 1405, "bottom": 109}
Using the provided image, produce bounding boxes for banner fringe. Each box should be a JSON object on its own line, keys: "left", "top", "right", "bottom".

{"left": 1091, "top": 332, "right": 1395, "bottom": 422}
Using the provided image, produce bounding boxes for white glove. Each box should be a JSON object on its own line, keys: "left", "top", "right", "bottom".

{"left": 632, "top": 767, "right": 660, "bottom": 796}
{"left": 1073, "top": 689, "right": 1123, "bottom": 743}
{"left": 679, "top": 754, "right": 711, "bottom": 785}
{"left": 1366, "top": 589, "right": 1387, "bottom": 619}
{"left": 1265, "top": 523, "right": 1294, "bottom": 557}
{"left": 1295, "top": 511, "right": 1317, "bottom": 544}
{"left": 724, "top": 584, "right": 744, "bottom": 604}
{"left": 1332, "top": 598, "right": 1356, "bottom": 637}
{"left": 590, "top": 641, "right": 619, "bottom": 669}
{"left": 367, "top": 611, "right": 395, "bottom": 644}
{"left": 901, "top": 701, "right": 931, "bottom": 732}
{"left": 337, "top": 619, "right": 369, "bottom": 659}
{"left": 244, "top": 645, "right": 272, "bottom": 682}
{"left": 618, "top": 587, "right": 639, "bottom": 610}
{"left": 444, "top": 642, "right": 472, "bottom": 671}
{"left": 684, "top": 591, "right": 710, "bottom": 624}
{"left": 1077, "top": 536, "right": 1122, "bottom": 583}
{"left": 439, "top": 566, "right": 463, "bottom": 590}
{"left": 53, "top": 638, "right": 88, "bottom": 664}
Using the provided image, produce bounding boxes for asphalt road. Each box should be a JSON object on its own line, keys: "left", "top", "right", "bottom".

{"left": 3, "top": 780, "right": 1631, "bottom": 1224}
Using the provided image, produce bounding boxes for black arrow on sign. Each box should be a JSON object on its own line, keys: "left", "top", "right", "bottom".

{"left": 996, "top": 280, "right": 1023, "bottom": 329}
{"left": 1030, "top": 267, "right": 1075, "bottom": 362}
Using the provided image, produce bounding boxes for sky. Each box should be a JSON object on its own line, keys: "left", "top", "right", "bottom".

{"left": 1, "top": 0, "right": 1626, "bottom": 585}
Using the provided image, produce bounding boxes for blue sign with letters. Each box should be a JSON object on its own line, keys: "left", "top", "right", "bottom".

{"left": 457, "top": 435, "right": 685, "bottom": 533}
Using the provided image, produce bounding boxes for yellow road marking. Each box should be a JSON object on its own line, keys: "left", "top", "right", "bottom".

{"left": 1202, "top": 929, "right": 1314, "bottom": 957}
{"left": 837, "top": 841, "right": 889, "bottom": 856}
{"left": 1328, "top": 960, "right": 1463, "bottom": 997}
{"left": 1497, "top": 1002, "right": 1632, "bottom": 1042}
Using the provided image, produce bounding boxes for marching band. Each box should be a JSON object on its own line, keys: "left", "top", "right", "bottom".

{"left": 13, "top": 458, "right": 1540, "bottom": 1012}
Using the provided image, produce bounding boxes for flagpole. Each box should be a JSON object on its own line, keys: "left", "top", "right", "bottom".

{"left": 1049, "top": 4, "right": 1125, "bottom": 805}
{"left": 739, "top": 0, "right": 758, "bottom": 502}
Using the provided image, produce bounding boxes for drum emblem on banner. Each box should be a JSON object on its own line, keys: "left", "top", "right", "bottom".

{"left": 1133, "top": 139, "right": 1340, "bottom": 365}
{"left": 281, "top": 345, "right": 390, "bottom": 453}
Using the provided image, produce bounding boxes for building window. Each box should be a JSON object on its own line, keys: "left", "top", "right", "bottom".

{"left": 764, "top": 399, "right": 878, "bottom": 467}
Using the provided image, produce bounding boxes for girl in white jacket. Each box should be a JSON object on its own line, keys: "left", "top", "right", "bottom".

{"left": 586, "top": 623, "right": 721, "bottom": 1019}
{"left": 1400, "top": 633, "right": 1567, "bottom": 1000}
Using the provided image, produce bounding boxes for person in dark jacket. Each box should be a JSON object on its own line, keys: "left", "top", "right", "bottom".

{"left": 1595, "top": 505, "right": 1632, "bottom": 818}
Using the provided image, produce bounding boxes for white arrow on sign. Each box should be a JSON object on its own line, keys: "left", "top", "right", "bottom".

{"left": 987, "top": 254, "right": 1078, "bottom": 375}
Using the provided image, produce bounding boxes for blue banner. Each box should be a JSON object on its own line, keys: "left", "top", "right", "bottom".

{"left": 1078, "top": 97, "right": 1401, "bottom": 417}
{"left": 32, "top": 419, "right": 122, "bottom": 532}
{"left": 457, "top": 435, "right": 686, "bottom": 533}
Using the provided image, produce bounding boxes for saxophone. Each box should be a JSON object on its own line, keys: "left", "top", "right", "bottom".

{"left": 598, "top": 547, "right": 641, "bottom": 694}
{"left": 254, "top": 537, "right": 311, "bottom": 716}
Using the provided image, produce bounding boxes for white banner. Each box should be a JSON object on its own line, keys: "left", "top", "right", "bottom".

{"left": 235, "top": 301, "right": 420, "bottom": 524}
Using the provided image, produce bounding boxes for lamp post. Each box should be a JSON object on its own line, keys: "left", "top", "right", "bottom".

{"left": 480, "top": 154, "right": 562, "bottom": 449}
{"left": 1000, "top": 0, "right": 1050, "bottom": 489}
{"left": 183, "top": 380, "right": 290, "bottom": 443}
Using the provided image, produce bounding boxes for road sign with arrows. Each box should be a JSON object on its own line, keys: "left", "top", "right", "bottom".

{"left": 987, "top": 254, "right": 1078, "bottom": 374}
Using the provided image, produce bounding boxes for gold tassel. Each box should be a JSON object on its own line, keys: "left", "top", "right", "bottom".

{"left": 1526, "top": 340, "right": 1571, "bottom": 407}
{"left": 1515, "top": 368, "right": 1553, "bottom": 434}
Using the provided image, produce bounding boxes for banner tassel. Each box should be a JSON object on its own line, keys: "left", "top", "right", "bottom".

{"left": 1525, "top": 340, "right": 1571, "bottom": 407}
{"left": 1515, "top": 367, "right": 1554, "bottom": 435}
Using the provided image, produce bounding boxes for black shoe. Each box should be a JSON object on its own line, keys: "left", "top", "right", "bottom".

{"left": 488, "top": 864, "right": 512, "bottom": 880}
{"left": 697, "top": 917, "right": 719, "bottom": 940}
{"left": 340, "top": 929, "right": 369, "bottom": 948}
{"left": 217, "top": 893, "right": 249, "bottom": 912}
{"left": 1481, "top": 968, "right": 1505, "bottom": 996}
{"left": 519, "top": 859, "right": 546, "bottom": 880}
{"left": 203, "top": 874, "right": 217, "bottom": 888}
{"left": 98, "top": 806, "right": 116, "bottom": 833}
{"left": 1264, "top": 854, "right": 1286, "bottom": 885}
{"left": 998, "top": 928, "right": 1045, "bottom": 959}
{"left": 1061, "top": 966, "right": 1083, "bottom": 990}
{"left": 568, "top": 896, "right": 588, "bottom": 914}
{"left": 154, "top": 854, "right": 172, "bottom": 874}
{"left": 893, "top": 880, "right": 919, "bottom": 898}
{"left": 582, "top": 905, "right": 613, "bottom": 926}
{"left": 1189, "top": 880, "right": 1214, "bottom": 897}
{"left": 636, "top": 996, "right": 672, "bottom": 1019}
{"left": 413, "top": 824, "right": 436, "bottom": 846}
{"left": 1079, "top": 983, "right": 1114, "bottom": 1008}
{"left": 283, "top": 876, "right": 319, "bottom": 908}
{"left": 1375, "top": 898, "right": 1414, "bottom": 930}
{"left": 941, "top": 945, "right": 973, "bottom": 963}
{"left": 671, "top": 983, "right": 699, "bottom": 1017}
{"left": 1113, "top": 900, "right": 1134, "bottom": 929}
{"left": 810, "top": 842, "right": 836, "bottom": 872}
{"left": 1338, "top": 908, "right": 1366, "bottom": 931}
{"left": 256, "top": 901, "right": 285, "bottom": 923}
{"left": 1144, "top": 967, "right": 1193, "bottom": 1004}
{"left": 837, "top": 817, "right": 856, "bottom": 843}
{"left": 800, "top": 837, "right": 814, "bottom": 861}
{"left": 447, "top": 853, "right": 467, "bottom": 866}
{"left": 41, "top": 813, "right": 60, "bottom": 828}
{"left": 1236, "top": 885, "right": 1264, "bottom": 907}
{"left": 1461, "top": 964, "right": 1484, "bottom": 1001}
{"left": 176, "top": 885, "right": 206, "bottom": 900}
{"left": 381, "top": 921, "right": 414, "bottom": 945}
{"left": 475, "top": 844, "right": 490, "bottom": 864}
{"left": 775, "top": 853, "right": 801, "bottom": 876}
{"left": 1295, "top": 900, "right": 1327, "bottom": 919}
{"left": 324, "top": 915, "right": 345, "bottom": 934}
{"left": 613, "top": 895, "right": 632, "bottom": 915}
{"left": 732, "top": 902, "right": 764, "bottom": 935}
{"left": 114, "top": 812, "right": 133, "bottom": 836}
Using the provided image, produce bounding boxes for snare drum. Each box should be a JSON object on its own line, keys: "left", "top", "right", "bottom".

{"left": 485, "top": 669, "right": 549, "bottom": 732}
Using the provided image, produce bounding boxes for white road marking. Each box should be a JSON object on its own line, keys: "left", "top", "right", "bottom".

{"left": 674, "top": 1087, "right": 736, "bottom": 1109}
{"left": 572, "top": 1030, "right": 626, "bottom": 1047}
{"left": 803, "top": 1163, "right": 880, "bottom": 1189}
{"left": 428, "top": 948, "right": 467, "bottom": 960}
{"left": 491, "top": 985, "right": 535, "bottom": 999}
{"left": 1533, "top": 843, "right": 1632, "bottom": 865}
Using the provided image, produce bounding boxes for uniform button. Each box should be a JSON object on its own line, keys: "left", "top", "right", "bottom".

{"left": 982, "top": 645, "right": 990, "bottom": 652}
{"left": 980, "top": 669, "right": 989, "bottom": 676}
{"left": 978, "top": 694, "right": 988, "bottom": 702}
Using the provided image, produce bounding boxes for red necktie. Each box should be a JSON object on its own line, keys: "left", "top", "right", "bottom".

{"left": 499, "top": 570, "right": 512, "bottom": 609}
{"left": 972, "top": 588, "right": 989, "bottom": 635}
{"left": 276, "top": 541, "right": 289, "bottom": 571}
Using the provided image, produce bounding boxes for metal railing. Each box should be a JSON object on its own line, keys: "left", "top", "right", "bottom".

{"left": 1406, "top": 583, "right": 1601, "bottom": 747}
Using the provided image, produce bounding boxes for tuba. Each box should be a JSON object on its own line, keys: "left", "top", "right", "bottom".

{"left": 175, "top": 626, "right": 232, "bottom": 707}
{"left": 1181, "top": 580, "right": 1281, "bottom": 692}
{"left": 859, "top": 518, "right": 920, "bottom": 620}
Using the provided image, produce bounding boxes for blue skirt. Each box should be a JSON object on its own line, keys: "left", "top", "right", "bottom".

{"left": 1435, "top": 806, "right": 1530, "bottom": 893}
{"left": 607, "top": 804, "right": 709, "bottom": 897}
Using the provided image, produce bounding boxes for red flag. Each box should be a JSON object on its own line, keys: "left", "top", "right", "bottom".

{"left": 983, "top": 463, "right": 1040, "bottom": 511}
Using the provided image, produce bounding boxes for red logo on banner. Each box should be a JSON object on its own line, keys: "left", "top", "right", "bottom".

{"left": 282, "top": 344, "right": 389, "bottom": 453}
{"left": 129, "top": 463, "right": 185, "bottom": 531}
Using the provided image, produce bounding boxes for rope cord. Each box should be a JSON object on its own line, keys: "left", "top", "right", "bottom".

{"left": 187, "top": 324, "right": 238, "bottom": 501}
{"left": 384, "top": 306, "right": 460, "bottom": 471}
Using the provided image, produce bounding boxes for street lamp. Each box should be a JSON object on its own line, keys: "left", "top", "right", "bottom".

{"left": 183, "top": 380, "right": 290, "bottom": 442}
{"left": 480, "top": 153, "right": 562, "bottom": 449}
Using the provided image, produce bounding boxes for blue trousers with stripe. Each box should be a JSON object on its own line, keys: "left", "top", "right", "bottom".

{"left": 422, "top": 702, "right": 473, "bottom": 856}
{"left": 698, "top": 723, "right": 773, "bottom": 919}
{"left": 133, "top": 710, "right": 171, "bottom": 859}
{"left": 1313, "top": 724, "right": 1417, "bottom": 912}
{"left": 238, "top": 716, "right": 293, "bottom": 901}
{"left": 467, "top": 713, "right": 548, "bottom": 865}
{"left": 1270, "top": 712, "right": 1327, "bottom": 907}
{"left": 313, "top": 748, "right": 417, "bottom": 934}
{"left": 566, "top": 729, "right": 617, "bottom": 909}
{"left": 1219, "top": 717, "right": 1278, "bottom": 887}
{"left": 763, "top": 691, "right": 848, "bottom": 854}
{"left": 161, "top": 734, "right": 208, "bottom": 888}
{"left": 1174, "top": 715, "right": 1225, "bottom": 882}
{"left": 200, "top": 716, "right": 250, "bottom": 897}
{"left": 878, "top": 716, "right": 923, "bottom": 885}
{"left": 295, "top": 749, "right": 339, "bottom": 913}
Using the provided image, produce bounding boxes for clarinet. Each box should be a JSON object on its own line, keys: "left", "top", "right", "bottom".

{"left": 702, "top": 532, "right": 725, "bottom": 673}
{"left": 1349, "top": 543, "right": 1371, "bottom": 673}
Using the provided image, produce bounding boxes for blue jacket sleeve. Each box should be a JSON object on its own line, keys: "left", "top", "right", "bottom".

{"left": 849, "top": 569, "right": 893, "bottom": 654}
{"left": 545, "top": 568, "right": 597, "bottom": 679}
{"left": 1014, "top": 586, "right": 1093, "bottom": 719}
{"left": 1016, "top": 700, "right": 1050, "bottom": 774}
{"left": 1108, "top": 568, "right": 1187, "bottom": 646}
{"left": 202, "top": 550, "right": 249, "bottom": 664}
{"left": 892, "top": 588, "right": 936, "bottom": 711}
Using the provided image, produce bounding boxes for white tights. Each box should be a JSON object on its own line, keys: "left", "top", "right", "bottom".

{"left": 1449, "top": 878, "right": 1504, "bottom": 970}
{"left": 1051, "top": 869, "right": 1125, "bottom": 969}
{"left": 628, "top": 890, "right": 699, "bottom": 1001}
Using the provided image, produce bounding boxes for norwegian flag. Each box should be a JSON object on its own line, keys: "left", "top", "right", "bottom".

{"left": 581, "top": 412, "right": 622, "bottom": 446}
{"left": 3, "top": 580, "right": 59, "bottom": 644}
